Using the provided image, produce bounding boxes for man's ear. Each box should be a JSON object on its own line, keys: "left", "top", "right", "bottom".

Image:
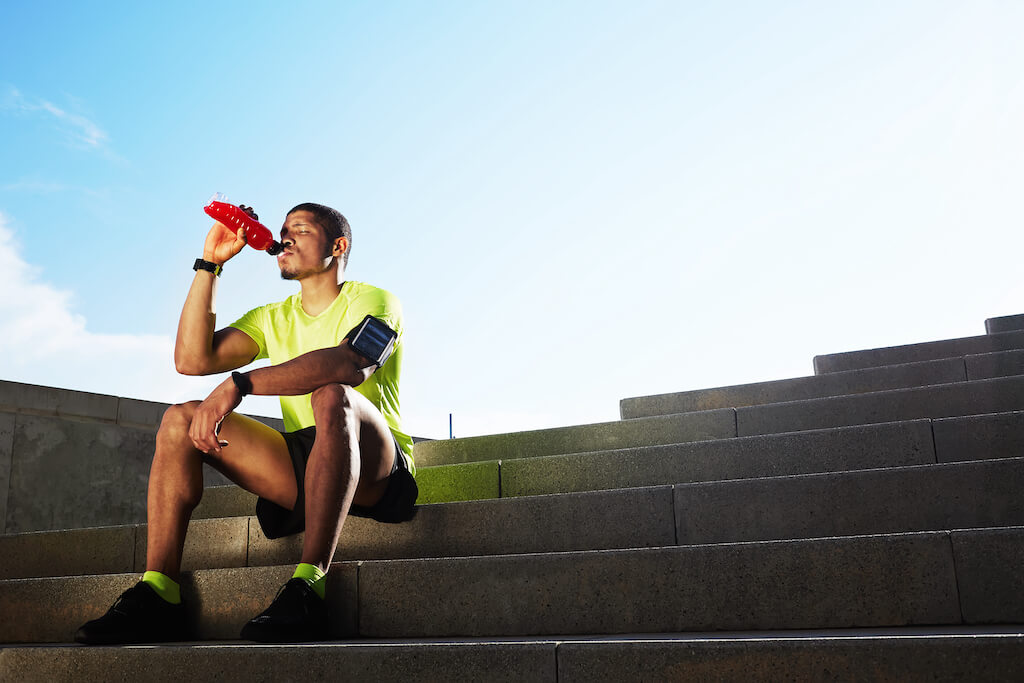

{"left": 334, "top": 237, "right": 349, "bottom": 257}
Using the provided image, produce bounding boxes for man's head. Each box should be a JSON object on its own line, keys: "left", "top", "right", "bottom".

{"left": 277, "top": 203, "right": 352, "bottom": 281}
{"left": 287, "top": 203, "right": 352, "bottom": 266}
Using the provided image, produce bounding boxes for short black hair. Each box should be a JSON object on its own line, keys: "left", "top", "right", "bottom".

{"left": 288, "top": 202, "right": 352, "bottom": 267}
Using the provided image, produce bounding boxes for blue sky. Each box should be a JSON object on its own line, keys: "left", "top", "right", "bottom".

{"left": 2, "top": 1, "right": 1023, "bottom": 438}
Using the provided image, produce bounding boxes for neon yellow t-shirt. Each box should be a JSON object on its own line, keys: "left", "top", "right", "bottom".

{"left": 228, "top": 281, "right": 413, "bottom": 471}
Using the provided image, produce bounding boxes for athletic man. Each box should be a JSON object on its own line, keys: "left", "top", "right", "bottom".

{"left": 76, "top": 202, "right": 416, "bottom": 643}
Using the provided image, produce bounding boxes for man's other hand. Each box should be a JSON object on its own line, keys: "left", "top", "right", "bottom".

{"left": 189, "top": 377, "right": 243, "bottom": 454}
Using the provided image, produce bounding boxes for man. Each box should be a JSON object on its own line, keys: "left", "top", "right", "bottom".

{"left": 76, "top": 202, "right": 416, "bottom": 644}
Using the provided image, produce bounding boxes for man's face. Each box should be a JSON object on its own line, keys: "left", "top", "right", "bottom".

{"left": 277, "top": 210, "right": 340, "bottom": 280}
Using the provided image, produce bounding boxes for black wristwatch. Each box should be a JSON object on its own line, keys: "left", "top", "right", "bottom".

{"left": 193, "top": 258, "right": 223, "bottom": 277}
{"left": 231, "top": 371, "right": 253, "bottom": 396}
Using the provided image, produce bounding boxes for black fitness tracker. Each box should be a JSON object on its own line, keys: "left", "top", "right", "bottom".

{"left": 347, "top": 315, "right": 398, "bottom": 368}
{"left": 231, "top": 371, "right": 253, "bottom": 396}
{"left": 193, "top": 258, "right": 223, "bottom": 277}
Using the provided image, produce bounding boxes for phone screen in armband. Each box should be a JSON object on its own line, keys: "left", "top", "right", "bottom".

{"left": 348, "top": 315, "right": 397, "bottom": 367}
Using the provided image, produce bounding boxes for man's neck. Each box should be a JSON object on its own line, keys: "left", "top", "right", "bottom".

{"left": 298, "top": 269, "right": 345, "bottom": 317}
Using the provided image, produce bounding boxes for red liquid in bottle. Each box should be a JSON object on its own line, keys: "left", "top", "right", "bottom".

{"left": 203, "top": 196, "right": 282, "bottom": 255}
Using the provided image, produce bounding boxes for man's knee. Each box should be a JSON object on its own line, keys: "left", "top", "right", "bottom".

{"left": 158, "top": 401, "right": 201, "bottom": 436}
{"left": 310, "top": 384, "right": 357, "bottom": 421}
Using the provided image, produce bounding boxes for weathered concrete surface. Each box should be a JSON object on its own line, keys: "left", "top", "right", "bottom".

{"left": 673, "top": 458, "right": 1024, "bottom": 544}
{"left": 0, "top": 563, "right": 358, "bottom": 643}
{"left": 557, "top": 633, "right": 1024, "bottom": 682}
{"left": 966, "top": 349, "right": 1024, "bottom": 381}
{"left": 250, "top": 486, "right": 677, "bottom": 566}
{"left": 134, "top": 517, "right": 250, "bottom": 572}
{"left": 951, "top": 526, "right": 1024, "bottom": 624}
{"left": 413, "top": 409, "right": 736, "bottom": 467}
{"left": 0, "top": 642, "right": 557, "bottom": 683}
{"left": 413, "top": 460, "right": 500, "bottom": 504}
{"left": 183, "top": 564, "right": 359, "bottom": 639}
{"left": 0, "top": 572, "right": 139, "bottom": 643}
{"left": 6, "top": 414, "right": 155, "bottom": 533}
{"left": 736, "top": 375, "right": 1024, "bottom": 436}
{"left": 986, "top": 313, "right": 1024, "bottom": 334}
{"left": 0, "top": 380, "right": 119, "bottom": 423}
{"left": 813, "top": 330, "right": 1024, "bottom": 374}
{"left": 0, "top": 412, "right": 13, "bottom": 534}
{"left": 501, "top": 421, "right": 934, "bottom": 497}
{"left": 0, "top": 525, "right": 136, "bottom": 579}
{"left": 192, "top": 485, "right": 256, "bottom": 520}
{"left": 932, "top": 410, "right": 1024, "bottom": 463}
{"left": 620, "top": 357, "right": 966, "bottom": 418}
{"left": 359, "top": 533, "right": 960, "bottom": 637}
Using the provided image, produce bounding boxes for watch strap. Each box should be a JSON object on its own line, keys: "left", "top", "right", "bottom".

{"left": 193, "top": 258, "right": 223, "bottom": 276}
{"left": 231, "top": 371, "right": 253, "bottom": 396}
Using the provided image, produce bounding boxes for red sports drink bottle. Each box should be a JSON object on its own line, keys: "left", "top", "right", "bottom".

{"left": 203, "top": 193, "right": 283, "bottom": 255}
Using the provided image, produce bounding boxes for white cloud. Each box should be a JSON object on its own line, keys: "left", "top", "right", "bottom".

{"left": 0, "top": 212, "right": 282, "bottom": 415}
{"left": 2, "top": 85, "right": 109, "bottom": 150}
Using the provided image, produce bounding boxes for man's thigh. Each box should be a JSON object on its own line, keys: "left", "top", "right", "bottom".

{"left": 206, "top": 412, "right": 297, "bottom": 510}
{"left": 312, "top": 384, "right": 397, "bottom": 503}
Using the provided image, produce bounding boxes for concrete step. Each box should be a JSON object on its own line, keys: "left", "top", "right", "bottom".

{"left": 413, "top": 408, "right": 736, "bottom": 467}
{"left": 621, "top": 356, "right": 967, "bottom": 418}
{"left": 193, "top": 419, "right": 937, "bottom": 506}
{"left": 673, "top": 456, "right": 1024, "bottom": 544}
{"left": 2, "top": 628, "right": 1022, "bottom": 682}
{"left": 196, "top": 411, "right": 1024, "bottom": 506}
{"left": 986, "top": 313, "right": 1024, "bottom": 334}
{"left": 0, "top": 486, "right": 678, "bottom": 579}
{"left": 5, "top": 456, "right": 1022, "bottom": 583}
{"left": 499, "top": 419, "right": 935, "bottom": 496}
{"left": 622, "top": 349, "right": 1024, "bottom": 419}
{"left": 420, "top": 376, "right": 1024, "bottom": 468}
{"left": 2, "top": 527, "right": 1021, "bottom": 642}
{"left": 735, "top": 375, "right": 1024, "bottom": 437}
{"left": 966, "top": 349, "right": 1024, "bottom": 381}
{"left": 813, "top": 330, "right": 1024, "bottom": 374}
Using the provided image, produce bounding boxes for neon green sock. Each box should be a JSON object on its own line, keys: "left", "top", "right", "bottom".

{"left": 293, "top": 563, "right": 326, "bottom": 600}
{"left": 142, "top": 570, "right": 182, "bottom": 605}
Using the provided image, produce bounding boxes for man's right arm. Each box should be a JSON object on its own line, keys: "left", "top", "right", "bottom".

{"left": 174, "top": 217, "right": 260, "bottom": 376}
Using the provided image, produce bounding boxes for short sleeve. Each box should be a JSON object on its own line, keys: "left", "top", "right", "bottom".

{"left": 229, "top": 306, "right": 269, "bottom": 361}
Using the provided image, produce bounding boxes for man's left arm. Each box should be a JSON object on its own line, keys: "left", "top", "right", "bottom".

{"left": 188, "top": 341, "right": 377, "bottom": 454}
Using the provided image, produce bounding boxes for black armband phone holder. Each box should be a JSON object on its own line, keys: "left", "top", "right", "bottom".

{"left": 348, "top": 315, "right": 397, "bottom": 368}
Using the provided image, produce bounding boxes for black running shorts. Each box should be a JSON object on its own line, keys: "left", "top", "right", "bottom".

{"left": 256, "top": 426, "right": 418, "bottom": 539}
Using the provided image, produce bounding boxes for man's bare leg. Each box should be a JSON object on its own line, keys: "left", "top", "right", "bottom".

{"left": 76, "top": 401, "right": 296, "bottom": 644}
{"left": 240, "top": 383, "right": 397, "bottom": 642}
{"left": 146, "top": 401, "right": 297, "bottom": 580}
{"left": 299, "top": 383, "right": 396, "bottom": 572}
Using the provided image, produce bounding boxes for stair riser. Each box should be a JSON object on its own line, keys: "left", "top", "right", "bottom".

{"left": 0, "top": 565, "right": 358, "bottom": 643}
{"left": 0, "top": 643, "right": 555, "bottom": 683}
{"left": 8, "top": 458, "right": 1024, "bottom": 579}
{"left": 558, "top": 637, "right": 1024, "bottom": 683}
{"left": 813, "top": 330, "right": 1024, "bottom": 374}
{"left": 359, "top": 533, "right": 964, "bottom": 637}
{"left": 675, "top": 458, "right": 1024, "bottom": 544}
{"left": 3, "top": 637, "right": 1023, "bottom": 683}
{"left": 737, "top": 376, "right": 1024, "bottom": 436}
{"left": 413, "top": 409, "right": 736, "bottom": 467}
{"left": 621, "top": 357, "right": 966, "bottom": 418}
{"left": 1, "top": 531, "right": 1021, "bottom": 643}
{"left": 502, "top": 420, "right": 934, "bottom": 497}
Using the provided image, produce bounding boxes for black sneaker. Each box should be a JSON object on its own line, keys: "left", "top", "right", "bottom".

{"left": 75, "top": 581, "right": 188, "bottom": 645}
{"left": 240, "top": 578, "right": 329, "bottom": 642}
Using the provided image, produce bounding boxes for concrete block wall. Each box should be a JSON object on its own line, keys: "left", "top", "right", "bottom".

{"left": 0, "top": 380, "right": 283, "bottom": 534}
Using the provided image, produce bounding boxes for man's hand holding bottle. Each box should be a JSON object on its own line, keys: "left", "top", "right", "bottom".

{"left": 203, "top": 204, "right": 258, "bottom": 265}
